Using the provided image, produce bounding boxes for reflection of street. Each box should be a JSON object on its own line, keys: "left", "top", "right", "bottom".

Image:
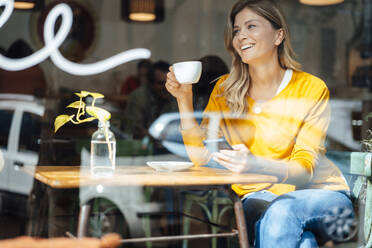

{"left": 0, "top": 94, "right": 45, "bottom": 239}
{"left": 0, "top": 94, "right": 44, "bottom": 215}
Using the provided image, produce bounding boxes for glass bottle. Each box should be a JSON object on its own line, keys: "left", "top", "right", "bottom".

{"left": 90, "top": 120, "right": 116, "bottom": 177}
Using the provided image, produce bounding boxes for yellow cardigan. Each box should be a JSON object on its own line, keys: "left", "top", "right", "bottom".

{"left": 181, "top": 70, "right": 349, "bottom": 197}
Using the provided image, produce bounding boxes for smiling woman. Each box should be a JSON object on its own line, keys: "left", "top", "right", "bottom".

{"left": 232, "top": 8, "right": 284, "bottom": 66}
{"left": 165, "top": 0, "right": 355, "bottom": 247}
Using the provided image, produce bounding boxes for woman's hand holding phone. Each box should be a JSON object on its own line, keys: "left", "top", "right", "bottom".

{"left": 203, "top": 138, "right": 232, "bottom": 151}
{"left": 212, "top": 144, "right": 254, "bottom": 173}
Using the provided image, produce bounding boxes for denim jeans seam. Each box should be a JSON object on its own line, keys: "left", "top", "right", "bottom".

{"left": 299, "top": 214, "right": 330, "bottom": 243}
{"left": 297, "top": 215, "right": 326, "bottom": 243}
{"left": 301, "top": 215, "right": 323, "bottom": 228}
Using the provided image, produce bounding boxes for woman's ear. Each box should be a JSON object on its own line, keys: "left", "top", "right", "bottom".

{"left": 274, "top": 28, "right": 285, "bottom": 46}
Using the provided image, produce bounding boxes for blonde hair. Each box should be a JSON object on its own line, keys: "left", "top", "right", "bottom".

{"left": 223, "top": 0, "right": 301, "bottom": 114}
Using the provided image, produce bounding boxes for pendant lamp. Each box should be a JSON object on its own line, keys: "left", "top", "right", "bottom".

{"left": 14, "top": 0, "right": 43, "bottom": 10}
{"left": 299, "top": 0, "right": 344, "bottom": 6}
{"left": 121, "top": 0, "right": 164, "bottom": 23}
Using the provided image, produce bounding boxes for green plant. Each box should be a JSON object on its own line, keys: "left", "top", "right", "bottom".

{"left": 54, "top": 91, "right": 114, "bottom": 165}
{"left": 54, "top": 91, "right": 111, "bottom": 132}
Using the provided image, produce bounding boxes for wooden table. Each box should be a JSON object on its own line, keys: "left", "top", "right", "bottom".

{"left": 24, "top": 165, "right": 278, "bottom": 248}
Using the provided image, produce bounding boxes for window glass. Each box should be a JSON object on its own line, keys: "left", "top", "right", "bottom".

{"left": 19, "top": 112, "right": 42, "bottom": 153}
{"left": 0, "top": 109, "right": 13, "bottom": 149}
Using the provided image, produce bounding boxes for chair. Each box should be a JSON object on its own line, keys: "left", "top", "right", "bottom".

{"left": 0, "top": 233, "right": 121, "bottom": 248}
{"left": 350, "top": 152, "right": 372, "bottom": 247}
{"left": 327, "top": 150, "right": 372, "bottom": 246}
{"left": 182, "top": 189, "right": 234, "bottom": 248}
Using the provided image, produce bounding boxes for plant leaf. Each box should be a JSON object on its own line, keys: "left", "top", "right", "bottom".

{"left": 86, "top": 106, "right": 111, "bottom": 122}
{"left": 54, "top": 114, "right": 73, "bottom": 133}
{"left": 66, "top": 101, "right": 85, "bottom": 109}
{"left": 80, "top": 91, "right": 91, "bottom": 97}
{"left": 89, "top": 92, "right": 104, "bottom": 99}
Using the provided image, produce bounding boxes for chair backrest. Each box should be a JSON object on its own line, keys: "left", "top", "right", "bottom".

{"left": 326, "top": 151, "right": 371, "bottom": 198}
{"left": 349, "top": 152, "right": 371, "bottom": 198}
{"left": 349, "top": 152, "right": 372, "bottom": 247}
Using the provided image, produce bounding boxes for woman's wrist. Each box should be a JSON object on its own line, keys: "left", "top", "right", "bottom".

{"left": 249, "top": 156, "right": 288, "bottom": 182}
{"left": 176, "top": 94, "right": 193, "bottom": 111}
{"left": 176, "top": 94, "right": 199, "bottom": 130}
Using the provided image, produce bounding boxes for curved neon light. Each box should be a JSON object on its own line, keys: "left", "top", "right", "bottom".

{"left": 0, "top": 0, "right": 13, "bottom": 28}
{"left": 0, "top": 0, "right": 151, "bottom": 75}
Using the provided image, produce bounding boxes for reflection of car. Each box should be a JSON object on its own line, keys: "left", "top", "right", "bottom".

{"left": 149, "top": 111, "right": 227, "bottom": 158}
{"left": 0, "top": 94, "right": 44, "bottom": 216}
{"left": 149, "top": 112, "right": 188, "bottom": 158}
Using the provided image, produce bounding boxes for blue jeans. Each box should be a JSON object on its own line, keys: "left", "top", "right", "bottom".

{"left": 242, "top": 189, "right": 354, "bottom": 248}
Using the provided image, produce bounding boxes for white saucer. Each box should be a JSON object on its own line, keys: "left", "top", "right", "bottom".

{"left": 146, "top": 161, "right": 194, "bottom": 172}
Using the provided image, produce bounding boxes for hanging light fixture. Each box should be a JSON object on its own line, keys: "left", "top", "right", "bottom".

{"left": 130, "top": 0, "right": 155, "bottom": 21}
{"left": 299, "top": 0, "right": 344, "bottom": 6}
{"left": 121, "top": 0, "right": 164, "bottom": 23}
{"left": 14, "top": 0, "right": 43, "bottom": 10}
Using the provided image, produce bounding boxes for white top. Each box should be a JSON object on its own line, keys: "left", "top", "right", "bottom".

{"left": 275, "top": 69, "right": 293, "bottom": 95}
{"left": 253, "top": 69, "right": 293, "bottom": 114}
{"left": 247, "top": 70, "right": 295, "bottom": 196}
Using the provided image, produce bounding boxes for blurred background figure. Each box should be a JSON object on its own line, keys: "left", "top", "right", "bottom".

{"left": 123, "top": 60, "right": 177, "bottom": 153}
{"left": 119, "top": 59, "right": 152, "bottom": 97}
{"left": 193, "top": 55, "right": 229, "bottom": 111}
{"left": 0, "top": 39, "right": 47, "bottom": 98}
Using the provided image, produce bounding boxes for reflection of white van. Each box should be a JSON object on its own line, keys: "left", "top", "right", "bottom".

{"left": 0, "top": 94, "right": 44, "bottom": 215}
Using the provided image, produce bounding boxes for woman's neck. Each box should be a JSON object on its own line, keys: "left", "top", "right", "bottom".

{"left": 248, "top": 59, "right": 285, "bottom": 101}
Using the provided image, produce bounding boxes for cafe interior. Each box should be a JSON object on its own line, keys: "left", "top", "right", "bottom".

{"left": 0, "top": 0, "right": 371, "bottom": 247}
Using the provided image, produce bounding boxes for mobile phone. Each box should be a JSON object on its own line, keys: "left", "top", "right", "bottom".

{"left": 203, "top": 138, "right": 233, "bottom": 151}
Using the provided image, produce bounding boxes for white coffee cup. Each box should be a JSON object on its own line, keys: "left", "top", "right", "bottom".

{"left": 173, "top": 61, "right": 202, "bottom": 84}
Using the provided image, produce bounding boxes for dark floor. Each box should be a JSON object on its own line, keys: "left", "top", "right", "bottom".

{"left": 0, "top": 212, "right": 363, "bottom": 248}
{"left": 0, "top": 188, "right": 364, "bottom": 248}
{"left": 0, "top": 214, "right": 28, "bottom": 239}
{"left": 0, "top": 211, "right": 237, "bottom": 248}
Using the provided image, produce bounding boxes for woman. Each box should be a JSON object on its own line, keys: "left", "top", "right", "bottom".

{"left": 165, "top": 0, "right": 354, "bottom": 247}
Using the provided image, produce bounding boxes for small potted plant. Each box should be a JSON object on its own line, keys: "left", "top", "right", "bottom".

{"left": 54, "top": 91, "right": 116, "bottom": 176}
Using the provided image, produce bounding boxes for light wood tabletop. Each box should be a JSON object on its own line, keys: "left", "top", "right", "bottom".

{"left": 24, "top": 165, "right": 275, "bottom": 247}
{"left": 23, "top": 165, "right": 278, "bottom": 189}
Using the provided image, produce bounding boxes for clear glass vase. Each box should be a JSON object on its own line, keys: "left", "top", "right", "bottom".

{"left": 90, "top": 120, "right": 116, "bottom": 177}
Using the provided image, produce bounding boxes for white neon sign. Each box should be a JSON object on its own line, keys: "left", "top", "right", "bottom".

{"left": 0, "top": 0, "right": 151, "bottom": 75}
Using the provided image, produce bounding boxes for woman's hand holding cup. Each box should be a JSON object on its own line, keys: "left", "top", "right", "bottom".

{"left": 165, "top": 61, "right": 202, "bottom": 100}
{"left": 165, "top": 67, "right": 192, "bottom": 99}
